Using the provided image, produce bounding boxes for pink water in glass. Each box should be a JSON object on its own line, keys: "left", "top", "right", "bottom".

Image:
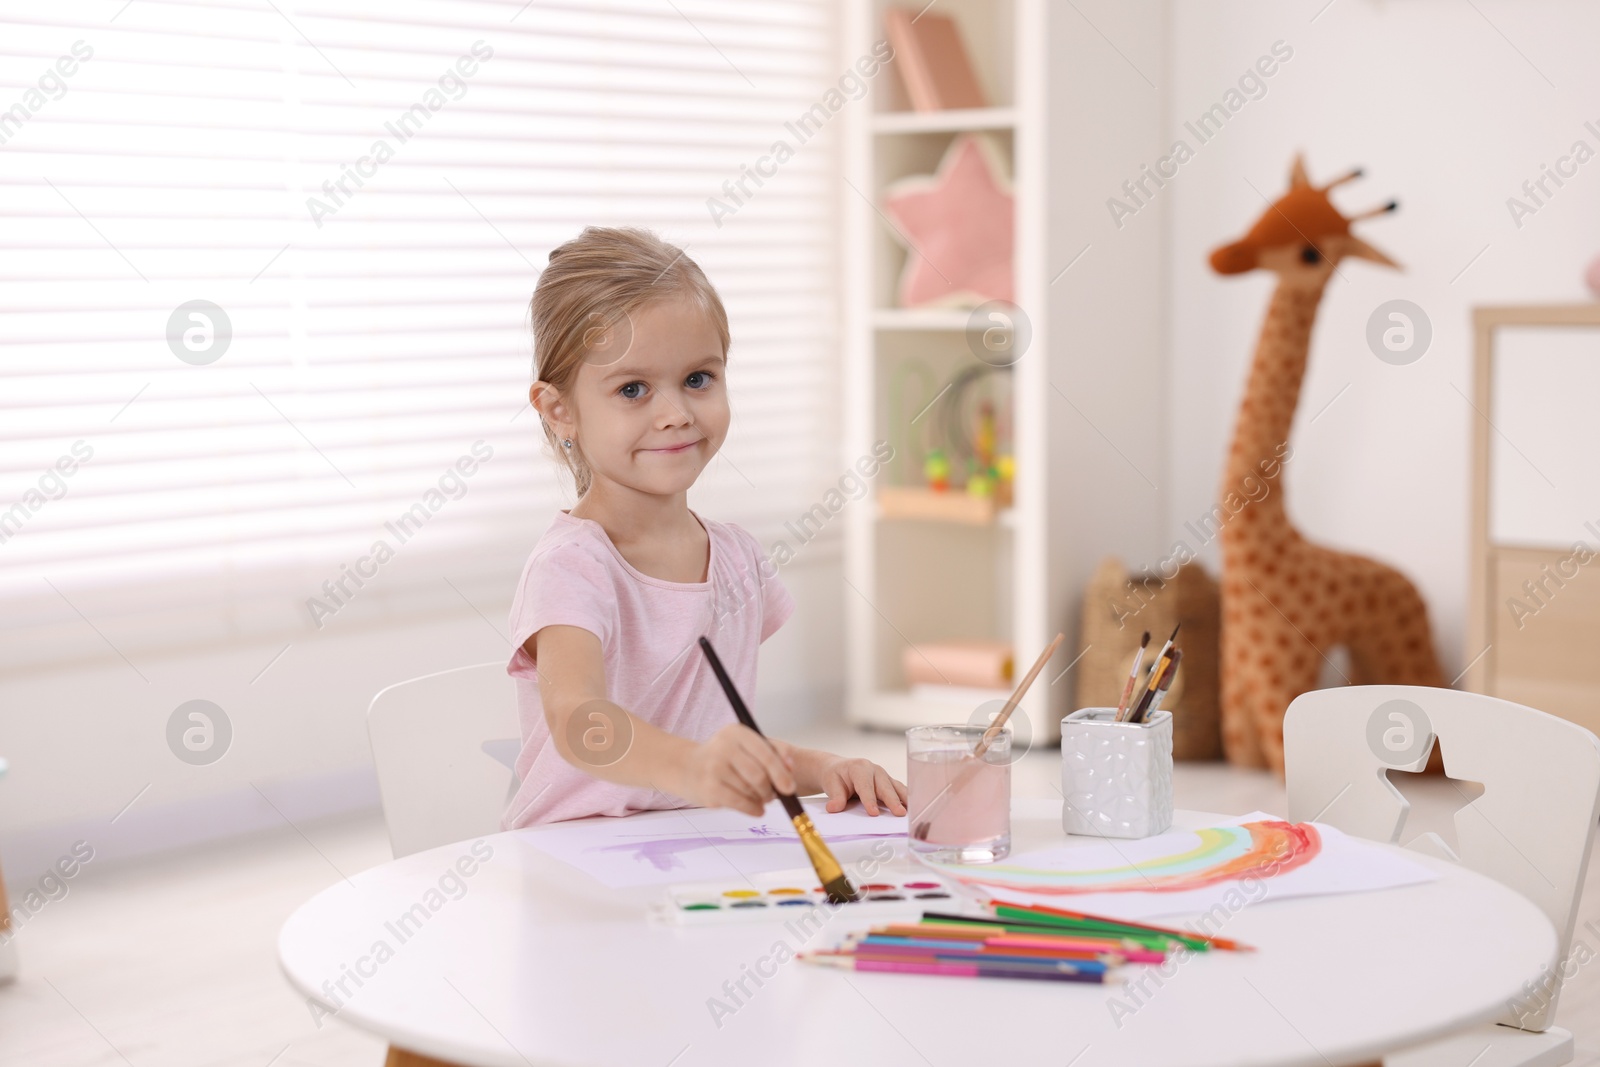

{"left": 906, "top": 725, "right": 1011, "bottom": 863}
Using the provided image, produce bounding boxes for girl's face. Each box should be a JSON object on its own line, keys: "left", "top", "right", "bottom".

{"left": 566, "top": 296, "right": 729, "bottom": 499}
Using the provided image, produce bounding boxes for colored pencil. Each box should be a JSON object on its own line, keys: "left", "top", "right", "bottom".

{"left": 1001, "top": 899, "right": 1253, "bottom": 951}
{"left": 866, "top": 924, "right": 1166, "bottom": 962}
{"left": 920, "top": 911, "right": 1198, "bottom": 952}
{"left": 697, "top": 636, "right": 858, "bottom": 904}
{"left": 984, "top": 899, "right": 1253, "bottom": 952}
{"left": 800, "top": 952, "right": 1116, "bottom": 984}
{"left": 857, "top": 927, "right": 1120, "bottom": 953}
{"left": 1112, "top": 630, "right": 1151, "bottom": 720}
{"left": 843, "top": 939, "right": 1116, "bottom": 970}
{"left": 838, "top": 949, "right": 1110, "bottom": 975}
{"left": 910, "top": 633, "right": 1064, "bottom": 840}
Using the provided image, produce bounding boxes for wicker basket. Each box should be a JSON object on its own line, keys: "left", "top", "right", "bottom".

{"left": 1073, "top": 557, "right": 1222, "bottom": 761}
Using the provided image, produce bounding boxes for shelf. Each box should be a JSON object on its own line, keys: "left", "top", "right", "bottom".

{"left": 848, "top": 689, "right": 1051, "bottom": 735}
{"left": 878, "top": 485, "right": 1015, "bottom": 527}
{"left": 872, "top": 307, "right": 974, "bottom": 331}
{"left": 871, "top": 107, "right": 1018, "bottom": 135}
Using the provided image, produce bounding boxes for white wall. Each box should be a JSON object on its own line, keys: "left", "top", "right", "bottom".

{"left": 1165, "top": 0, "right": 1600, "bottom": 679}
{"left": 1044, "top": 0, "right": 1171, "bottom": 703}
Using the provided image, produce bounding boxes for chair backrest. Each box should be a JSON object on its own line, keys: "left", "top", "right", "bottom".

{"left": 367, "top": 661, "right": 521, "bottom": 859}
{"left": 1284, "top": 685, "right": 1600, "bottom": 1032}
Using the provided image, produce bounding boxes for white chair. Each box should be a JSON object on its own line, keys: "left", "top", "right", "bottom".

{"left": 1284, "top": 685, "right": 1600, "bottom": 1067}
{"left": 367, "top": 661, "right": 521, "bottom": 859}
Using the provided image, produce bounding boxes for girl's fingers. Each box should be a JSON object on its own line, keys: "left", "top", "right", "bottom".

{"left": 822, "top": 770, "right": 852, "bottom": 813}
{"left": 740, "top": 731, "right": 796, "bottom": 795}
{"left": 852, "top": 764, "right": 880, "bottom": 815}
{"left": 718, "top": 775, "right": 764, "bottom": 816}
{"left": 729, "top": 748, "right": 777, "bottom": 807}
{"left": 877, "top": 769, "right": 907, "bottom": 815}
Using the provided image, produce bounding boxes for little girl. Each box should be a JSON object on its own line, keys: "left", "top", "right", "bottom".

{"left": 502, "top": 226, "right": 908, "bottom": 829}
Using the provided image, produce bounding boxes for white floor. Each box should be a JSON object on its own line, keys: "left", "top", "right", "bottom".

{"left": 1, "top": 722, "right": 1597, "bottom": 1067}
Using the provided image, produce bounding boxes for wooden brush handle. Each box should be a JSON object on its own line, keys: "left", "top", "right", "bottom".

{"left": 698, "top": 636, "right": 803, "bottom": 819}
{"left": 973, "top": 633, "right": 1063, "bottom": 758}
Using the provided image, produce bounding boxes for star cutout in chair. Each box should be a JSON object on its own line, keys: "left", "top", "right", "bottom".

{"left": 881, "top": 133, "right": 1015, "bottom": 309}
{"left": 1384, "top": 739, "right": 1485, "bottom": 862}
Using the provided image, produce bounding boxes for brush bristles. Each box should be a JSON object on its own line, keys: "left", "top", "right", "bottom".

{"left": 822, "top": 874, "right": 859, "bottom": 905}
{"left": 793, "top": 813, "right": 858, "bottom": 902}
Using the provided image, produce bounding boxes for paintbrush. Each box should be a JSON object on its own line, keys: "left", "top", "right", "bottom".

{"left": 1129, "top": 649, "right": 1180, "bottom": 724}
{"left": 1144, "top": 647, "right": 1184, "bottom": 719}
{"left": 697, "top": 636, "right": 858, "bottom": 904}
{"left": 910, "top": 633, "right": 1064, "bottom": 842}
{"left": 1112, "top": 631, "right": 1150, "bottom": 720}
{"left": 1117, "top": 623, "right": 1178, "bottom": 722}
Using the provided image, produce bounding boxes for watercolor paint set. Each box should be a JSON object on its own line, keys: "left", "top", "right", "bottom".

{"left": 654, "top": 868, "right": 978, "bottom": 926}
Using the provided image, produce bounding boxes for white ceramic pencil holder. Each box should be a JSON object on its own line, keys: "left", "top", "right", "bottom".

{"left": 1059, "top": 707, "right": 1174, "bottom": 840}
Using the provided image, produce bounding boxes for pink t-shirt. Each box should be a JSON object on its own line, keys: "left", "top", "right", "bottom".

{"left": 501, "top": 510, "right": 795, "bottom": 829}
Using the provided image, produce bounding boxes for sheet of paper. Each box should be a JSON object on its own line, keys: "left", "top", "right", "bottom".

{"left": 517, "top": 798, "right": 907, "bottom": 888}
{"left": 920, "top": 814, "right": 1438, "bottom": 921}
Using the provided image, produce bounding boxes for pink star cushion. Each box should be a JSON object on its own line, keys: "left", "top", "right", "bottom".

{"left": 881, "top": 134, "right": 1015, "bottom": 309}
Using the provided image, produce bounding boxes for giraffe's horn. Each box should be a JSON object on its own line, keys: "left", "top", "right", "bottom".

{"left": 1288, "top": 153, "right": 1311, "bottom": 188}
{"left": 1343, "top": 235, "right": 1400, "bottom": 270}
{"left": 1347, "top": 200, "right": 1399, "bottom": 222}
{"left": 1322, "top": 167, "right": 1364, "bottom": 191}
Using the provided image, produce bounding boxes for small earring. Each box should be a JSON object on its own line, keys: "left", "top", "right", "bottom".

{"left": 562, "top": 438, "right": 573, "bottom": 449}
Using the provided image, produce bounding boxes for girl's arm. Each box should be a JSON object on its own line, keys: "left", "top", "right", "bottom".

{"left": 771, "top": 742, "right": 908, "bottom": 817}
{"left": 533, "top": 624, "right": 797, "bottom": 816}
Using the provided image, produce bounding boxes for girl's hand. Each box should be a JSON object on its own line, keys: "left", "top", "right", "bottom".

{"left": 817, "top": 756, "right": 908, "bottom": 816}
{"left": 681, "top": 723, "right": 797, "bottom": 817}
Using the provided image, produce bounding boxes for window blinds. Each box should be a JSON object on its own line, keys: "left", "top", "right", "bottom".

{"left": 0, "top": 0, "right": 838, "bottom": 672}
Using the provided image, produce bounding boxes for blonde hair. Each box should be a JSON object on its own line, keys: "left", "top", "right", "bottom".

{"left": 530, "top": 227, "right": 730, "bottom": 496}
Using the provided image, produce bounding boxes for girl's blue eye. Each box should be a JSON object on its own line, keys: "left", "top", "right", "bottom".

{"left": 619, "top": 382, "right": 645, "bottom": 400}
{"left": 686, "top": 371, "right": 714, "bottom": 389}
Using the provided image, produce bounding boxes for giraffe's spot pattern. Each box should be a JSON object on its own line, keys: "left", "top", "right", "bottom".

{"left": 1211, "top": 183, "right": 1446, "bottom": 774}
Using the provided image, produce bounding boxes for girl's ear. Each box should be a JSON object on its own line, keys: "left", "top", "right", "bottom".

{"left": 530, "top": 380, "right": 574, "bottom": 435}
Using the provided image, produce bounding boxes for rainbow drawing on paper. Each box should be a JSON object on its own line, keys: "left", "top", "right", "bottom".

{"left": 939, "top": 820, "right": 1321, "bottom": 896}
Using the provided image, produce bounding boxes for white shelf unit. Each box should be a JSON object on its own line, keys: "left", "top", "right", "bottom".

{"left": 870, "top": 106, "right": 1017, "bottom": 134}
{"left": 841, "top": 0, "right": 1169, "bottom": 743}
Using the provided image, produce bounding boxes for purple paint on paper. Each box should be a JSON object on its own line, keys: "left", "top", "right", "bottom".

{"left": 593, "top": 831, "right": 901, "bottom": 872}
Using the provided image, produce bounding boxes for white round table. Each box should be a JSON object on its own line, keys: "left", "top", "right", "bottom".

{"left": 278, "top": 801, "right": 1557, "bottom": 1067}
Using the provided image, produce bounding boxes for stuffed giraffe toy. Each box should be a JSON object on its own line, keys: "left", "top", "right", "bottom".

{"left": 1210, "top": 154, "right": 1445, "bottom": 774}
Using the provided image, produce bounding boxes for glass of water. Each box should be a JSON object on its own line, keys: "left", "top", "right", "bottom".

{"left": 905, "top": 724, "right": 1011, "bottom": 863}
